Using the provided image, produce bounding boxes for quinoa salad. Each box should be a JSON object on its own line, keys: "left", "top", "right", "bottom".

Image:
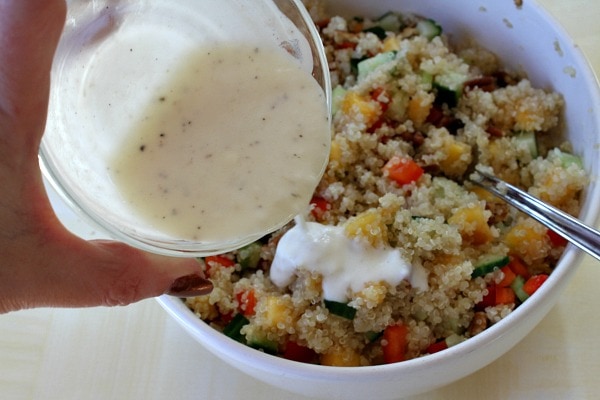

{"left": 185, "top": 4, "right": 587, "bottom": 366}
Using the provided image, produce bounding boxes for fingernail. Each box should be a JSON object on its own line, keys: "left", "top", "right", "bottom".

{"left": 167, "top": 274, "right": 213, "bottom": 297}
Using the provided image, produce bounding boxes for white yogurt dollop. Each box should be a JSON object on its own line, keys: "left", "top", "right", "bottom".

{"left": 271, "top": 218, "right": 429, "bottom": 302}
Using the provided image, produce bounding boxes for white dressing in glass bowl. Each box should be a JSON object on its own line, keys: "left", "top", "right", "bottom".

{"left": 41, "top": 0, "right": 331, "bottom": 256}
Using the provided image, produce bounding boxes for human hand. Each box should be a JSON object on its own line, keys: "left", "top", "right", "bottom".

{"left": 0, "top": 1, "right": 212, "bottom": 313}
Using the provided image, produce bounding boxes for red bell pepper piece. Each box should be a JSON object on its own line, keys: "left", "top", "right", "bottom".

{"left": 383, "top": 156, "right": 424, "bottom": 186}
{"left": 495, "top": 286, "right": 516, "bottom": 305}
{"left": 283, "top": 341, "right": 318, "bottom": 364}
{"left": 382, "top": 323, "right": 409, "bottom": 363}
{"left": 236, "top": 289, "right": 257, "bottom": 317}
{"left": 522, "top": 274, "right": 549, "bottom": 296}
{"left": 310, "top": 196, "right": 329, "bottom": 220}
{"left": 205, "top": 255, "right": 236, "bottom": 275}
{"left": 547, "top": 229, "right": 568, "bottom": 247}
{"left": 507, "top": 256, "right": 531, "bottom": 280}
{"left": 475, "top": 284, "right": 496, "bottom": 311}
{"left": 426, "top": 339, "right": 448, "bottom": 354}
{"left": 497, "top": 265, "right": 517, "bottom": 288}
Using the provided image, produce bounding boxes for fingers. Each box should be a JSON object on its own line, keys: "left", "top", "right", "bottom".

{"left": 0, "top": 166, "right": 214, "bottom": 312}
{"left": 0, "top": 232, "right": 213, "bottom": 313}
{"left": 0, "top": 1, "right": 214, "bottom": 314}
{"left": 67, "top": 240, "right": 213, "bottom": 307}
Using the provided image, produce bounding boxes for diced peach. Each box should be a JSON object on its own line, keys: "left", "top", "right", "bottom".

{"left": 470, "top": 186, "right": 496, "bottom": 203}
{"left": 263, "top": 295, "right": 293, "bottom": 328}
{"left": 407, "top": 93, "right": 433, "bottom": 128}
{"left": 537, "top": 168, "right": 581, "bottom": 208}
{"left": 448, "top": 204, "right": 494, "bottom": 245}
{"left": 329, "top": 140, "right": 342, "bottom": 163}
{"left": 382, "top": 36, "right": 400, "bottom": 52}
{"left": 321, "top": 346, "right": 362, "bottom": 366}
{"left": 439, "top": 140, "right": 472, "bottom": 177}
{"left": 345, "top": 209, "right": 387, "bottom": 247}
{"left": 341, "top": 91, "right": 381, "bottom": 126}
{"left": 503, "top": 219, "right": 549, "bottom": 262}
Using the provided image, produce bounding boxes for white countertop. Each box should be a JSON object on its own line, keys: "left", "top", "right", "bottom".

{"left": 2, "top": 1, "right": 600, "bottom": 399}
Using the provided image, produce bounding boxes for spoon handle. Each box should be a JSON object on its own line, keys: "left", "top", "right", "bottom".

{"left": 470, "top": 169, "right": 600, "bottom": 262}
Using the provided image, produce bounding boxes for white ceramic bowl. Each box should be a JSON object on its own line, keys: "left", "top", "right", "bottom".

{"left": 40, "top": 0, "right": 330, "bottom": 257}
{"left": 157, "top": 0, "right": 600, "bottom": 398}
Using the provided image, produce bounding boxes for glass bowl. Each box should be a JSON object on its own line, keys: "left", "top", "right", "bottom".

{"left": 40, "top": 0, "right": 331, "bottom": 257}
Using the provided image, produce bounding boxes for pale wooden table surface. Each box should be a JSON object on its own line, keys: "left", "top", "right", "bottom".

{"left": 2, "top": 1, "right": 600, "bottom": 399}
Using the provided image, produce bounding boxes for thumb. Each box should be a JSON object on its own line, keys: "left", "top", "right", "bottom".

{"left": 73, "top": 240, "right": 215, "bottom": 307}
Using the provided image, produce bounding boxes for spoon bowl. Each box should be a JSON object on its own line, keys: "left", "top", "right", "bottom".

{"left": 471, "top": 168, "right": 600, "bottom": 262}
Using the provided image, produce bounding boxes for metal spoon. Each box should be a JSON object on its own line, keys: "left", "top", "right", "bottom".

{"left": 469, "top": 168, "right": 600, "bottom": 262}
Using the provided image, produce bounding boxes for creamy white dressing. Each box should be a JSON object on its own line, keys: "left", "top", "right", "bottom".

{"left": 271, "top": 218, "right": 429, "bottom": 302}
{"left": 109, "top": 45, "right": 330, "bottom": 242}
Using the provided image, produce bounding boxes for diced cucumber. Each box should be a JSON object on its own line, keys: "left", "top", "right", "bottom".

{"left": 441, "top": 318, "right": 461, "bottom": 334}
{"left": 350, "top": 56, "right": 368, "bottom": 77}
{"left": 223, "top": 313, "right": 250, "bottom": 344}
{"left": 416, "top": 18, "right": 442, "bottom": 40}
{"left": 363, "top": 26, "right": 387, "bottom": 40}
{"left": 375, "top": 11, "right": 404, "bottom": 33}
{"left": 471, "top": 255, "right": 510, "bottom": 278}
{"left": 237, "top": 241, "right": 262, "bottom": 270}
{"left": 331, "top": 85, "right": 347, "bottom": 115}
{"left": 365, "top": 330, "right": 384, "bottom": 342}
{"left": 555, "top": 149, "right": 584, "bottom": 169}
{"left": 513, "top": 131, "right": 539, "bottom": 159}
{"left": 420, "top": 71, "right": 434, "bottom": 86}
{"left": 433, "top": 72, "right": 467, "bottom": 107}
{"left": 429, "top": 333, "right": 465, "bottom": 355}
{"left": 445, "top": 333, "right": 466, "bottom": 348}
{"left": 357, "top": 51, "right": 397, "bottom": 81}
{"left": 324, "top": 299, "right": 357, "bottom": 320}
{"left": 511, "top": 275, "right": 530, "bottom": 303}
{"left": 434, "top": 84, "right": 460, "bottom": 107}
{"left": 247, "top": 333, "right": 279, "bottom": 355}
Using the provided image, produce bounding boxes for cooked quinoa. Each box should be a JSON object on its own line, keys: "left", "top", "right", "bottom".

{"left": 185, "top": 5, "right": 587, "bottom": 367}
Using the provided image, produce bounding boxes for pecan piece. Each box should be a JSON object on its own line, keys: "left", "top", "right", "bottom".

{"left": 464, "top": 76, "right": 497, "bottom": 92}
{"left": 468, "top": 311, "right": 488, "bottom": 337}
